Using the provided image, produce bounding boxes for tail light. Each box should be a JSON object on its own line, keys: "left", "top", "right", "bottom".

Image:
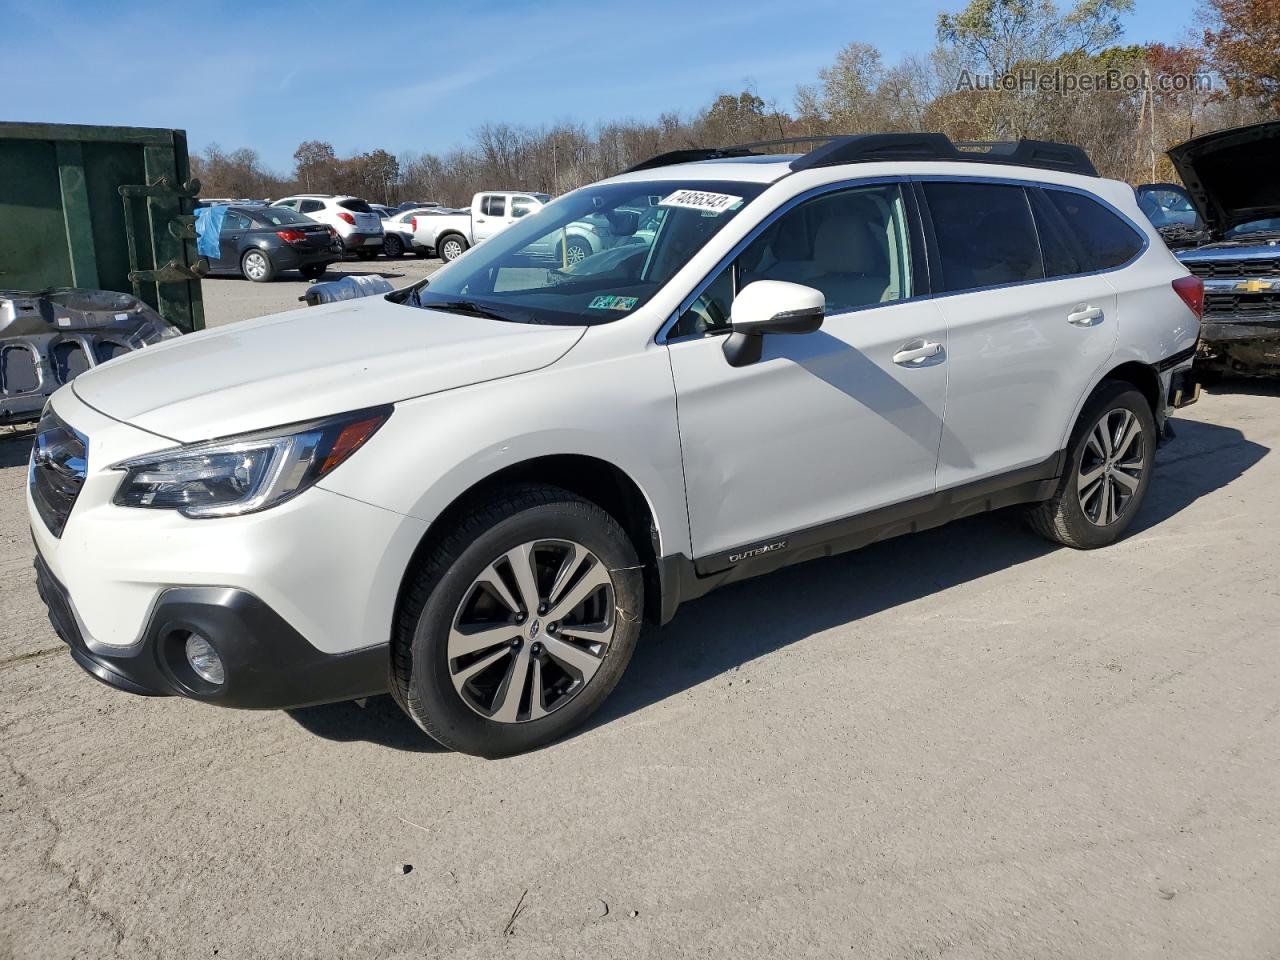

{"left": 275, "top": 229, "right": 306, "bottom": 243}
{"left": 1172, "top": 274, "right": 1204, "bottom": 320}
{"left": 337, "top": 212, "right": 356, "bottom": 226}
{"left": 411, "top": 217, "right": 417, "bottom": 231}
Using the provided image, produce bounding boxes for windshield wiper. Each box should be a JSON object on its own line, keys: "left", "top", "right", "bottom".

{"left": 422, "top": 299, "right": 514, "bottom": 322}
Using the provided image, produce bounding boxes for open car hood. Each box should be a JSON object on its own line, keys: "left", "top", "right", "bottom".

{"left": 71, "top": 295, "right": 586, "bottom": 442}
{"left": 1168, "top": 120, "right": 1280, "bottom": 235}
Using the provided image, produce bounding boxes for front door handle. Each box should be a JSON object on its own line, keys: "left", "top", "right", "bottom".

{"left": 893, "top": 339, "right": 943, "bottom": 365}
{"left": 1068, "top": 305, "right": 1104, "bottom": 326}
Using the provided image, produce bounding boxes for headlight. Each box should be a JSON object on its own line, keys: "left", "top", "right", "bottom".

{"left": 111, "top": 406, "right": 391, "bottom": 518}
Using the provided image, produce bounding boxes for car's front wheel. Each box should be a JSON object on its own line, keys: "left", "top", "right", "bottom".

{"left": 391, "top": 486, "right": 644, "bottom": 757}
{"left": 1028, "top": 381, "right": 1156, "bottom": 549}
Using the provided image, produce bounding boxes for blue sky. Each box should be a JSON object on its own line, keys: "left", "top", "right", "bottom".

{"left": 2, "top": 0, "right": 1200, "bottom": 172}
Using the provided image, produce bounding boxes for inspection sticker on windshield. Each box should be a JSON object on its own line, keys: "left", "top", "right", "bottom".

{"left": 588, "top": 295, "right": 639, "bottom": 312}
{"left": 658, "top": 189, "right": 743, "bottom": 215}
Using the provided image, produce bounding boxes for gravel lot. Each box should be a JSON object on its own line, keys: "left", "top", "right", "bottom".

{"left": 2, "top": 271, "right": 1278, "bottom": 959}
{"left": 199, "top": 254, "right": 441, "bottom": 328}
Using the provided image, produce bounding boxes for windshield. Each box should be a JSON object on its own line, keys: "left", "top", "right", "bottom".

{"left": 408, "top": 180, "right": 766, "bottom": 325}
{"left": 1136, "top": 185, "right": 1201, "bottom": 231}
{"left": 1226, "top": 217, "right": 1280, "bottom": 238}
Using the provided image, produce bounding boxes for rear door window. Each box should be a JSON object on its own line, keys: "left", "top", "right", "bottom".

{"left": 299, "top": 199, "right": 324, "bottom": 214}
{"left": 1044, "top": 189, "right": 1144, "bottom": 271}
{"left": 1028, "top": 190, "right": 1083, "bottom": 279}
{"left": 923, "top": 182, "right": 1043, "bottom": 292}
{"left": 481, "top": 195, "right": 507, "bottom": 217}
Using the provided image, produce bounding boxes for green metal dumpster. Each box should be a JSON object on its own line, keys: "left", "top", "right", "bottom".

{"left": 0, "top": 121, "right": 204, "bottom": 332}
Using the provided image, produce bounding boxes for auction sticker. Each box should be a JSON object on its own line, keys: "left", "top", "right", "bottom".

{"left": 658, "top": 189, "right": 743, "bottom": 215}
{"left": 588, "top": 295, "right": 639, "bottom": 311}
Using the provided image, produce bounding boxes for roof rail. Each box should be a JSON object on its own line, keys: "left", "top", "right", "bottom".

{"left": 622, "top": 133, "right": 1098, "bottom": 178}
{"left": 789, "top": 134, "right": 1098, "bottom": 176}
{"left": 622, "top": 147, "right": 761, "bottom": 174}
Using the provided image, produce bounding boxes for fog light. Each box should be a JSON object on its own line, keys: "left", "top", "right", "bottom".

{"left": 184, "top": 634, "right": 225, "bottom": 685}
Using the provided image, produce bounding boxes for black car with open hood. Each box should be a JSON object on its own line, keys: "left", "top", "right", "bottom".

{"left": 1138, "top": 121, "right": 1280, "bottom": 376}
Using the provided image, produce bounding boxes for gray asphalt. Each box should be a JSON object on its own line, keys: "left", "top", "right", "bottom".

{"left": 2, "top": 271, "right": 1278, "bottom": 958}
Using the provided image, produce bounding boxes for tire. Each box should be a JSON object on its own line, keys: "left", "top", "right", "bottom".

{"left": 356, "top": 248, "right": 379, "bottom": 261}
{"left": 383, "top": 234, "right": 404, "bottom": 258}
{"left": 390, "top": 485, "right": 644, "bottom": 757}
{"left": 1027, "top": 381, "right": 1156, "bottom": 549}
{"left": 564, "top": 236, "right": 593, "bottom": 266}
{"left": 437, "top": 233, "right": 469, "bottom": 262}
{"left": 299, "top": 263, "right": 327, "bottom": 281}
{"left": 240, "top": 248, "right": 275, "bottom": 282}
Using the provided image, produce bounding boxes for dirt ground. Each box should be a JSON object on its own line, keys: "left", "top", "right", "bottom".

{"left": 1, "top": 270, "right": 1278, "bottom": 958}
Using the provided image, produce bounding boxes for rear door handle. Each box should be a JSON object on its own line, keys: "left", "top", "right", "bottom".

{"left": 893, "top": 339, "right": 943, "bottom": 365}
{"left": 1068, "top": 306, "right": 1104, "bottom": 326}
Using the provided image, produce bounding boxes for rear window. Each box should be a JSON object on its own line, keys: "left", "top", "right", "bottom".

{"left": 1045, "top": 189, "right": 1143, "bottom": 271}
{"left": 254, "top": 207, "right": 310, "bottom": 227}
{"left": 338, "top": 198, "right": 374, "bottom": 213}
{"left": 924, "top": 182, "right": 1043, "bottom": 292}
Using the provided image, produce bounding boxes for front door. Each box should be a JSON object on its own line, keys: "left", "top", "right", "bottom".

{"left": 666, "top": 181, "right": 948, "bottom": 560}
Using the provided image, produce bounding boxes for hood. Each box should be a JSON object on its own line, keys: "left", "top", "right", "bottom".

{"left": 1168, "top": 120, "right": 1280, "bottom": 235}
{"left": 72, "top": 295, "right": 586, "bottom": 442}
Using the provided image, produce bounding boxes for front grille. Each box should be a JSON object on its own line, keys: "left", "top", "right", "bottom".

{"left": 28, "top": 408, "right": 87, "bottom": 537}
{"left": 1186, "top": 258, "right": 1280, "bottom": 279}
{"left": 1203, "top": 291, "right": 1280, "bottom": 322}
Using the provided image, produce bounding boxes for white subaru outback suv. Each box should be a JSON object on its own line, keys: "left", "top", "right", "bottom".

{"left": 29, "top": 135, "right": 1203, "bottom": 757}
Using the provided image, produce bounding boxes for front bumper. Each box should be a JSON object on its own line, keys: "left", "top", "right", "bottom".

{"left": 34, "top": 550, "right": 388, "bottom": 708}
{"left": 1198, "top": 320, "right": 1280, "bottom": 374}
{"left": 26, "top": 387, "right": 430, "bottom": 708}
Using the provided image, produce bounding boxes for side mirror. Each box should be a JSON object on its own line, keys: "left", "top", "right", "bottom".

{"left": 723, "top": 280, "right": 825, "bottom": 367}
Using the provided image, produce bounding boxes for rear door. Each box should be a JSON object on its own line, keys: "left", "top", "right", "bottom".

{"left": 919, "top": 179, "right": 1120, "bottom": 491}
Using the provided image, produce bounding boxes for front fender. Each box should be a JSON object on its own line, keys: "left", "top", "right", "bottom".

{"left": 317, "top": 342, "right": 690, "bottom": 559}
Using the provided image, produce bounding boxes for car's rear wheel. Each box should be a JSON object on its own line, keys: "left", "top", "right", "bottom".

{"left": 438, "top": 234, "right": 468, "bottom": 262}
{"left": 390, "top": 486, "right": 644, "bottom": 757}
{"left": 1027, "top": 381, "right": 1156, "bottom": 549}
{"left": 240, "top": 249, "right": 275, "bottom": 282}
{"left": 383, "top": 234, "right": 404, "bottom": 258}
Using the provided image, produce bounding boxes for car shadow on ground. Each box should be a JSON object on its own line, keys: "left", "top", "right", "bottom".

{"left": 287, "top": 416, "right": 1267, "bottom": 753}
{"left": 287, "top": 695, "right": 447, "bottom": 753}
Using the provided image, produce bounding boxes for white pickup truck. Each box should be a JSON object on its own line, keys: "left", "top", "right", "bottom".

{"left": 411, "top": 191, "right": 551, "bottom": 262}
